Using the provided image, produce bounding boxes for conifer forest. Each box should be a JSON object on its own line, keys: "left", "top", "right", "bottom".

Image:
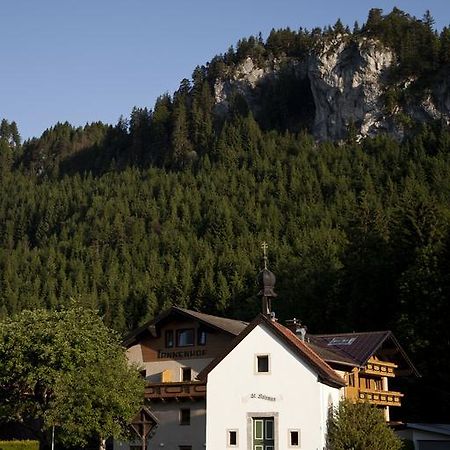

{"left": 1, "top": 8, "right": 449, "bottom": 421}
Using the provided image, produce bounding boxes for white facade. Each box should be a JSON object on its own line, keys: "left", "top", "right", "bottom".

{"left": 205, "top": 323, "right": 342, "bottom": 450}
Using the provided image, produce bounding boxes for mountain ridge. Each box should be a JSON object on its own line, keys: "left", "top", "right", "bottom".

{"left": 3, "top": 7, "right": 448, "bottom": 176}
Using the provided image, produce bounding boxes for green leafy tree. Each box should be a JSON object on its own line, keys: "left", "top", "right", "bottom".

{"left": 326, "top": 400, "right": 402, "bottom": 450}
{"left": 0, "top": 307, "right": 144, "bottom": 449}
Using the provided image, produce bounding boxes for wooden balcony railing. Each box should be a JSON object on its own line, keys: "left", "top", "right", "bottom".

{"left": 145, "top": 381, "right": 206, "bottom": 401}
{"left": 358, "top": 388, "right": 403, "bottom": 407}
{"left": 361, "top": 359, "right": 397, "bottom": 378}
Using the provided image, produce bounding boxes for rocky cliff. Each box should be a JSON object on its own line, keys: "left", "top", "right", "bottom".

{"left": 213, "top": 36, "right": 450, "bottom": 141}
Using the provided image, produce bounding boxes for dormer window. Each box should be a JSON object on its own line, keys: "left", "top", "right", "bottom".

{"left": 177, "top": 329, "right": 194, "bottom": 347}
{"left": 256, "top": 354, "right": 270, "bottom": 373}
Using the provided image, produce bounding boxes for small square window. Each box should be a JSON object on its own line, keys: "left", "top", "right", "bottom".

{"left": 177, "top": 329, "right": 195, "bottom": 347}
{"left": 165, "top": 330, "right": 174, "bottom": 348}
{"left": 180, "top": 408, "right": 190, "bottom": 425}
{"left": 289, "top": 429, "right": 300, "bottom": 447}
{"left": 257, "top": 355, "right": 269, "bottom": 373}
{"left": 227, "top": 429, "right": 238, "bottom": 447}
{"left": 182, "top": 367, "right": 192, "bottom": 382}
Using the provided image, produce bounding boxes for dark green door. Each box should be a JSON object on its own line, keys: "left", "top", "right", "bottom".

{"left": 252, "top": 417, "right": 274, "bottom": 450}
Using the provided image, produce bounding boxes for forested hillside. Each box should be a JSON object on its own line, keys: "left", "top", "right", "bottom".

{"left": 1, "top": 8, "right": 449, "bottom": 421}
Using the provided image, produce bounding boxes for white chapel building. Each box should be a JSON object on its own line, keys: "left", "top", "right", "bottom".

{"left": 198, "top": 313, "right": 345, "bottom": 449}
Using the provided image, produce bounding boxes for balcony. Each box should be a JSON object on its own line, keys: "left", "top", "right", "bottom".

{"left": 358, "top": 388, "right": 403, "bottom": 407}
{"left": 361, "top": 359, "right": 397, "bottom": 378}
{"left": 145, "top": 381, "right": 206, "bottom": 401}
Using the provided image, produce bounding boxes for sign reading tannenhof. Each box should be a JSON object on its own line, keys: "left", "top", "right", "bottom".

{"left": 157, "top": 349, "right": 207, "bottom": 359}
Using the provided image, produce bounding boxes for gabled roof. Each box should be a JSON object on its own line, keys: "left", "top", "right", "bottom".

{"left": 198, "top": 314, "right": 345, "bottom": 389}
{"left": 122, "top": 306, "right": 248, "bottom": 347}
{"left": 309, "top": 331, "right": 391, "bottom": 367}
{"left": 173, "top": 307, "right": 249, "bottom": 336}
{"left": 308, "top": 331, "right": 420, "bottom": 376}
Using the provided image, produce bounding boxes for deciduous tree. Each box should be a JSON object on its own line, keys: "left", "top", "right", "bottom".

{"left": 0, "top": 307, "right": 144, "bottom": 449}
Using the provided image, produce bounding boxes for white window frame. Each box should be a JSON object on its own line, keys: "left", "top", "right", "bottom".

{"left": 255, "top": 353, "right": 271, "bottom": 374}
{"left": 288, "top": 429, "right": 301, "bottom": 447}
{"left": 226, "top": 429, "right": 238, "bottom": 447}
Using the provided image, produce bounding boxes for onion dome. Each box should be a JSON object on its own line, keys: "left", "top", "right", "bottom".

{"left": 257, "top": 241, "right": 277, "bottom": 298}
{"left": 257, "top": 268, "right": 277, "bottom": 298}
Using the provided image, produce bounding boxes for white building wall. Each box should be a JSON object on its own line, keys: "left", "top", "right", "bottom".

{"left": 126, "top": 344, "right": 143, "bottom": 365}
{"left": 206, "top": 324, "right": 341, "bottom": 450}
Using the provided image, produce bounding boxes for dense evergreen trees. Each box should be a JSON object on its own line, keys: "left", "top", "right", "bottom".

{"left": 0, "top": 7, "right": 449, "bottom": 421}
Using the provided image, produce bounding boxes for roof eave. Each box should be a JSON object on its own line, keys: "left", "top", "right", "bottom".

{"left": 318, "top": 374, "right": 346, "bottom": 389}
{"left": 122, "top": 306, "right": 245, "bottom": 347}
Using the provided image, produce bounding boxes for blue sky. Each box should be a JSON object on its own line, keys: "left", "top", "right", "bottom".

{"left": 1, "top": 0, "right": 448, "bottom": 140}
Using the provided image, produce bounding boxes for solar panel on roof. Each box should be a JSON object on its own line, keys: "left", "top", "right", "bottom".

{"left": 328, "top": 337, "right": 357, "bottom": 346}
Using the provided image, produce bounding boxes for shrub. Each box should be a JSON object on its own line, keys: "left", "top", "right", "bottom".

{"left": 326, "top": 399, "right": 402, "bottom": 450}
{"left": 0, "top": 441, "right": 39, "bottom": 450}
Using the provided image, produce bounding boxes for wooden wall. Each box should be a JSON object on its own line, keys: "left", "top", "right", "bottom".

{"left": 140, "top": 318, "right": 234, "bottom": 362}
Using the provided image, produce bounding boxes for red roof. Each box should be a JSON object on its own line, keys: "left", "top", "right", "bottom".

{"left": 198, "top": 314, "right": 345, "bottom": 388}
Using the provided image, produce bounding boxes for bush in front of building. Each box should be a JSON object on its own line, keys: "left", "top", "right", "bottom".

{"left": 0, "top": 441, "right": 39, "bottom": 450}
{"left": 400, "top": 439, "right": 415, "bottom": 450}
{"left": 326, "top": 399, "right": 402, "bottom": 450}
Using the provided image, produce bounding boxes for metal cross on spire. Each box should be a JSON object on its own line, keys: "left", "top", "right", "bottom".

{"left": 261, "top": 241, "right": 268, "bottom": 269}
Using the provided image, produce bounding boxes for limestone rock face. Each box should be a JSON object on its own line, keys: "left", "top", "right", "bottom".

{"left": 308, "top": 38, "right": 395, "bottom": 140}
{"left": 408, "top": 72, "right": 450, "bottom": 124}
{"left": 214, "top": 57, "right": 278, "bottom": 117}
{"left": 213, "top": 37, "right": 450, "bottom": 141}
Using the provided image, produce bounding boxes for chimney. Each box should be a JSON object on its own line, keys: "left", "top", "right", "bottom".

{"left": 285, "top": 318, "right": 308, "bottom": 342}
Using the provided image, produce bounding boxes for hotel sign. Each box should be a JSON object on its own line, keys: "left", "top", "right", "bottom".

{"left": 157, "top": 349, "right": 207, "bottom": 359}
